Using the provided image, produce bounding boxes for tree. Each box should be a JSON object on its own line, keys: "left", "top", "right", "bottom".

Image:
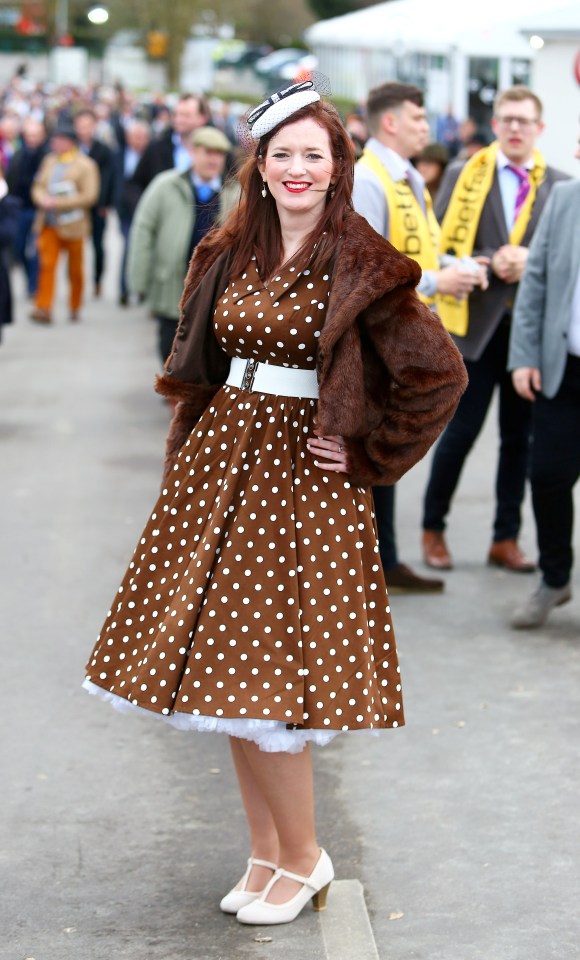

{"left": 221, "top": 0, "right": 313, "bottom": 46}
{"left": 308, "top": 0, "right": 393, "bottom": 23}
{"left": 104, "top": 0, "right": 314, "bottom": 87}
{"left": 60, "top": 0, "right": 369, "bottom": 89}
{"left": 103, "top": 0, "right": 207, "bottom": 88}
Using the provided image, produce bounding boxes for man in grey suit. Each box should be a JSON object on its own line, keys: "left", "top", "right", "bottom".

{"left": 421, "top": 86, "right": 568, "bottom": 573}
{"left": 508, "top": 135, "right": 580, "bottom": 628}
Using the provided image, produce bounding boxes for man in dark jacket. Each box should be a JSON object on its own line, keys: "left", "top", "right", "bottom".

{"left": 6, "top": 117, "right": 48, "bottom": 296}
{"left": 422, "top": 86, "right": 568, "bottom": 573}
{"left": 132, "top": 94, "right": 210, "bottom": 192}
{"left": 0, "top": 160, "right": 21, "bottom": 339}
{"left": 113, "top": 119, "right": 151, "bottom": 306}
{"left": 74, "top": 109, "right": 116, "bottom": 297}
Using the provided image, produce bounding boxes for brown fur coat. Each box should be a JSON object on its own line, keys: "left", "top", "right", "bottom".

{"left": 156, "top": 208, "right": 467, "bottom": 487}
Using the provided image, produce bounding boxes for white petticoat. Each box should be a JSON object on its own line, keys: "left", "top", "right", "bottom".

{"left": 82, "top": 679, "right": 370, "bottom": 753}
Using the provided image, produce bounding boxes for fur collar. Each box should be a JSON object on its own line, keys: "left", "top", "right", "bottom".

{"left": 319, "top": 208, "right": 420, "bottom": 356}
{"left": 179, "top": 207, "right": 420, "bottom": 328}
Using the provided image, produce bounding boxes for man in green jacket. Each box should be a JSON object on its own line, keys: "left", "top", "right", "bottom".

{"left": 128, "top": 126, "right": 238, "bottom": 365}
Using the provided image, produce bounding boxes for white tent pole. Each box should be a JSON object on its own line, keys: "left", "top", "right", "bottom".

{"left": 450, "top": 48, "right": 469, "bottom": 121}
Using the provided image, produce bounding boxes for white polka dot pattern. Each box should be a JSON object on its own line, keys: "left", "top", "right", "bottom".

{"left": 85, "top": 262, "right": 404, "bottom": 735}
{"left": 214, "top": 261, "right": 326, "bottom": 368}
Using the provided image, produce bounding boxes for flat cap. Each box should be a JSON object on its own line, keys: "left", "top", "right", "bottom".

{"left": 51, "top": 122, "right": 78, "bottom": 142}
{"left": 191, "top": 126, "right": 232, "bottom": 152}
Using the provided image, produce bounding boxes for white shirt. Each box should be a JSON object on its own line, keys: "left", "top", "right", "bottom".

{"left": 353, "top": 138, "right": 439, "bottom": 299}
{"left": 123, "top": 147, "right": 140, "bottom": 179}
{"left": 569, "top": 263, "right": 580, "bottom": 357}
{"left": 172, "top": 132, "right": 192, "bottom": 173}
{"left": 191, "top": 172, "right": 222, "bottom": 194}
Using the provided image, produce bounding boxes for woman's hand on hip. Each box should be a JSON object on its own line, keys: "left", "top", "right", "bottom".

{"left": 307, "top": 432, "right": 350, "bottom": 473}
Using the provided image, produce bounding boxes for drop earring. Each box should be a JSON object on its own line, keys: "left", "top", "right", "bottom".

{"left": 262, "top": 182, "right": 267, "bottom": 199}
{"left": 329, "top": 184, "right": 335, "bottom": 199}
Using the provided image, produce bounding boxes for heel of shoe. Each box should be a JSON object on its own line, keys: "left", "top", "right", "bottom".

{"left": 312, "top": 881, "right": 331, "bottom": 912}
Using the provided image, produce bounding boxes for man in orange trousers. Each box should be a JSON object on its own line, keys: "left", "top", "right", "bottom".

{"left": 31, "top": 122, "right": 99, "bottom": 323}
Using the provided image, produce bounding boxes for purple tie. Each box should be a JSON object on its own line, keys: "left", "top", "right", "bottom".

{"left": 506, "top": 165, "right": 530, "bottom": 223}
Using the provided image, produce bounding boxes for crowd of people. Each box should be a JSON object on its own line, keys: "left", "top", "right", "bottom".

{"left": 1, "top": 63, "right": 579, "bottom": 930}
{"left": 0, "top": 73, "right": 488, "bottom": 333}
{"left": 0, "top": 77, "right": 239, "bottom": 327}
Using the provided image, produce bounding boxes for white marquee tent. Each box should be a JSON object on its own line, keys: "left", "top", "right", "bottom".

{"left": 305, "top": 0, "right": 580, "bottom": 121}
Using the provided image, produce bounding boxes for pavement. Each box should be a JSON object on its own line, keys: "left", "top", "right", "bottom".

{"left": 1, "top": 221, "right": 579, "bottom": 960}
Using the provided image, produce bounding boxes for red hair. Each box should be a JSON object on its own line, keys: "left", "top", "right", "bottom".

{"left": 204, "top": 100, "right": 355, "bottom": 280}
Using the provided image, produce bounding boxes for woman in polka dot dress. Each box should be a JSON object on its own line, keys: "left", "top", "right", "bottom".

{"left": 84, "top": 81, "right": 467, "bottom": 925}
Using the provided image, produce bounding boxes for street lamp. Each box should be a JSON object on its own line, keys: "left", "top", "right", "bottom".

{"left": 87, "top": 5, "right": 109, "bottom": 25}
{"left": 55, "top": 0, "right": 70, "bottom": 41}
{"left": 54, "top": 1, "right": 109, "bottom": 41}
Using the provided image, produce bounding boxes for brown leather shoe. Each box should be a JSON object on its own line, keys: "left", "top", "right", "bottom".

{"left": 29, "top": 307, "right": 52, "bottom": 324}
{"left": 488, "top": 539, "right": 536, "bottom": 573}
{"left": 422, "top": 530, "right": 453, "bottom": 569}
{"left": 385, "top": 562, "right": 444, "bottom": 594}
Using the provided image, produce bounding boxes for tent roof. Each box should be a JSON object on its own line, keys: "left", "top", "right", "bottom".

{"left": 305, "top": 0, "right": 580, "bottom": 56}
{"left": 519, "top": 4, "right": 580, "bottom": 38}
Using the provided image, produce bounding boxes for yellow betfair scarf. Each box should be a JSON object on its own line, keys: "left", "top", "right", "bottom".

{"left": 357, "top": 147, "right": 441, "bottom": 305}
{"left": 437, "top": 140, "right": 547, "bottom": 336}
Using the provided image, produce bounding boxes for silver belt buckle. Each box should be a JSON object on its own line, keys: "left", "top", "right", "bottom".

{"left": 241, "top": 358, "right": 258, "bottom": 391}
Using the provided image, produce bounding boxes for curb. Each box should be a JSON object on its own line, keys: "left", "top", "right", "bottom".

{"left": 320, "top": 880, "right": 380, "bottom": 960}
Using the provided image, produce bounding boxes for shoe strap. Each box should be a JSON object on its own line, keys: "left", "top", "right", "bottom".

{"left": 279, "top": 866, "right": 318, "bottom": 889}
{"left": 264, "top": 866, "right": 317, "bottom": 894}
{"left": 250, "top": 857, "right": 278, "bottom": 871}
{"left": 239, "top": 857, "right": 277, "bottom": 892}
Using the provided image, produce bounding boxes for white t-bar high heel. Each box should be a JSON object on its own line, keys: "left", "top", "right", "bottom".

{"left": 236, "top": 848, "right": 334, "bottom": 925}
{"left": 219, "top": 857, "right": 278, "bottom": 914}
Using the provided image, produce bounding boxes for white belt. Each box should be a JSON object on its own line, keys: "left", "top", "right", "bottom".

{"left": 226, "top": 356, "right": 319, "bottom": 399}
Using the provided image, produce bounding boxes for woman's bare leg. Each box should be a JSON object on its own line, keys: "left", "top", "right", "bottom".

{"left": 229, "top": 737, "right": 279, "bottom": 891}
{"left": 236, "top": 740, "right": 321, "bottom": 904}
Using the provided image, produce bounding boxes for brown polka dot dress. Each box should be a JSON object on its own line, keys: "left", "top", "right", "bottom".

{"left": 84, "top": 259, "right": 405, "bottom": 752}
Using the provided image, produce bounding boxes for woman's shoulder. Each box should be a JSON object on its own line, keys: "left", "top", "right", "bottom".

{"left": 180, "top": 234, "right": 232, "bottom": 311}
{"left": 338, "top": 209, "right": 421, "bottom": 289}
{"left": 192, "top": 231, "right": 230, "bottom": 272}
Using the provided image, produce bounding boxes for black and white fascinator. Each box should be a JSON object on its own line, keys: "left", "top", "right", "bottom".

{"left": 242, "top": 74, "right": 331, "bottom": 143}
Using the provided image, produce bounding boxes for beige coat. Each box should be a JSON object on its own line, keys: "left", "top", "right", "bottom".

{"left": 32, "top": 150, "right": 100, "bottom": 240}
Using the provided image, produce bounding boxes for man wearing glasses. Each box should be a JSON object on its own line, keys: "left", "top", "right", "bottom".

{"left": 421, "top": 86, "right": 568, "bottom": 574}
